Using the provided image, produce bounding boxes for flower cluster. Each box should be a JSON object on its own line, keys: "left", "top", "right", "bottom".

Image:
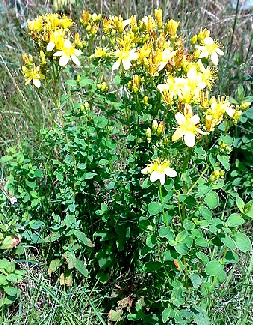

{"left": 86, "top": 9, "right": 251, "bottom": 149}
{"left": 22, "top": 13, "right": 84, "bottom": 87}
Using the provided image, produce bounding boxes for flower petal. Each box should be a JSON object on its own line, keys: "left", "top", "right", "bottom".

{"left": 47, "top": 41, "right": 55, "bottom": 52}
{"left": 164, "top": 167, "right": 177, "bottom": 177}
{"left": 122, "top": 58, "right": 131, "bottom": 70}
{"left": 59, "top": 55, "right": 69, "bottom": 66}
{"left": 112, "top": 60, "right": 120, "bottom": 71}
{"left": 71, "top": 54, "right": 81, "bottom": 66}
{"left": 184, "top": 132, "right": 195, "bottom": 147}
{"left": 211, "top": 52, "right": 219, "bottom": 66}
{"left": 175, "top": 112, "right": 186, "bottom": 125}
{"left": 172, "top": 128, "right": 184, "bottom": 142}
{"left": 33, "top": 79, "right": 41, "bottom": 88}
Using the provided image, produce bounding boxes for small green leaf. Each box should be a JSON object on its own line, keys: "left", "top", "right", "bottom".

{"left": 204, "top": 191, "right": 219, "bottom": 210}
{"left": 205, "top": 260, "right": 223, "bottom": 276}
{"left": 236, "top": 195, "right": 245, "bottom": 213}
{"left": 158, "top": 226, "right": 174, "bottom": 241}
{"left": 66, "top": 79, "right": 77, "bottom": 87}
{"left": 63, "top": 252, "right": 76, "bottom": 270}
{"left": 48, "top": 259, "right": 61, "bottom": 276}
{"left": 199, "top": 206, "right": 212, "bottom": 219}
{"left": 190, "top": 274, "right": 202, "bottom": 288}
{"left": 196, "top": 252, "right": 209, "bottom": 265}
{"left": 74, "top": 230, "right": 94, "bottom": 247}
{"left": 148, "top": 202, "right": 162, "bottom": 215}
{"left": 76, "top": 163, "right": 86, "bottom": 170}
{"left": 221, "top": 236, "right": 236, "bottom": 250}
{"left": 75, "top": 259, "right": 89, "bottom": 277}
{"left": 217, "top": 155, "right": 230, "bottom": 170}
{"left": 83, "top": 172, "right": 97, "bottom": 179}
{"left": 162, "top": 307, "right": 171, "bottom": 323}
{"left": 0, "top": 275, "right": 8, "bottom": 285}
{"left": 108, "top": 309, "right": 122, "bottom": 322}
{"left": 227, "top": 213, "right": 245, "bottom": 227}
{"left": 0, "top": 156, "right": 12, "bottom": 163}
{"left": 0, "top": 236, "right": 14, "bottom": 249}
{"left": 30, "top": 220, "right": 44, "bottom": 230}
{"left": 4, "top": 286, "right": 19, "bottom": 297}
{"left": 25, "top": 180, "right": 36, "bottom": 189}
{"left": 234, "top": 233, "right": 252, "bottom": 252}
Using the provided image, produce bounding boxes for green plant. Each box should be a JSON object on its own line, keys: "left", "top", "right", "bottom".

{"left": 1, "top": 7, "right": 252, "bottom": 324}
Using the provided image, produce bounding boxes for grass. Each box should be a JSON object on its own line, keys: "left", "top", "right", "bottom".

{"left": 3, "top": 270, "right": 107, "bottom": 324}
{"left": 0, "top": 0, "right": 252, "bottom": 324}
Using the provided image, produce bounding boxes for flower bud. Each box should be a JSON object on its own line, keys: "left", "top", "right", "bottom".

{"left": 152, "top": 120, "right": 159, "bottom": 132}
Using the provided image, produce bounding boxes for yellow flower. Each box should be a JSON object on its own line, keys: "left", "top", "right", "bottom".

{"left": 154, "top": 8, "right": 163, "bottom": 28}
{"left": 166, "top": 19, "right": 180, "bottom": 37}
{"left": 22, "top": 53, "right": 33, "bottom": 65}
{"left": 40, "top": 51, "right": 47, "bottom": 65}
{"left": 53, "top": 39, "right": 82, "bottom": 66}
{"left": 141, "top": 159, "right": 177, "bottom": 185}
{"left": 157, "top": 47, "right": 177, "bottom": 72}
{"left": 141, "top": 15, "right": 156, "bottom": 32}
{"left": 205, "top": 96, "right": 235, "bottom": 131}
{"left": 22, "top": 64, "right": 45, "bottom": 88}
{"left": 91, "top": 47, "right": 108, "bottom": 58}
{"left": 46, "top": 29, "right": 66, "bottom": 52}
{"left": 172, "top": 105, "right": 204, "bottom": 147}
{"left": 27, "top": 16, "right": 43, "bottom": 32}
{"left": 195, "top": 37, "right": 224, "bottom": 65}
{"left": 112, "top": 48, "right": 138, "bottom": 70}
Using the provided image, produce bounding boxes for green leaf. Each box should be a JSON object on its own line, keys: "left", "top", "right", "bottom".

{"left": 158, "top": 226, "right": 174, "bottom": 241}
{"left": 4, "top": 286, "right": 20, "bottom": 297}
{"left": 196, "top": 252, "right": 209, "bottom": 265}
{"left": 108, "top": 309, "right": 122, "bottom": 322}
{"left": 195, "top": 237, "right": 208, "bottom": 248}
{"left": 194, "top": 311, "right": 210, "bottom": 325}
{"left": 221, "top": 236, "right": 236, "bottom": 250}
{"left": 205, "top": 260, "right": 223, "bottom": 276}
{"left": 199, "top": 206, "right": 212, "bottom": 219}
{"left": 227, "top": 213, "right": 245, "bottom": 227}
{"left": 74, "top": 230, "right": 94, "bottom": 248}
{"left": 217, "top": 155, "right": 230, "bottom": 170}
{"left": 204, "top": 191, "right": 219, "bottom": 210}
{"left": 0, "top": 236, "right": 14, "bottom": 249}
{"left": 30, "top": 220, "right": 44, "bottom": 230}
{"left": 75, "top": 259, "right": 89, "bottom": 277}
{"left": 190, "top": 274, "right": 202, "bottom": 288}
{"left": 0, "top": 275, "right": 8, "bottom": 285}
{"left": 25, "top": 180, "right": 36, "bottom": 189}
{"left": 66, "top": 79, "right": 77, "bottom": 87}
{"left": 48, "top": 259, "right": 61, "bottom": 276}
{"left": 224, "top": 250, "right": 239, "bottom": 264}
{"left": 236, "top": 195, "right": 245, "bottom": 213}
{"left": 44, "top": 232, "right": 61, "bottom": 243}
{"left": 0, "top": 259, "right": 15, "bottom": 273}
{"left": 79, "top": 77, "right": 93, "bottom": 87}
{"left": 83, "top": 172, "right": 97, "bottom": 180}
{"left": 174, "top": 242, "right": 188, "bottom": 255}
{"left": 0, "top": 156, "right": 12, "bottom": 163}
{"left": 63, "top": 251, "right": 76, "bottom": 269}
{"left": 148, "top": 202, "right": 162, "bottom": 215}
{"left": 76, "top": 163, "right": 86, "bottom": 170}
{"left": 162, "top": 307, "right": 171, "bottom": 323}
{"left": 234, "top": 233, "right": 252, "bottom": 252}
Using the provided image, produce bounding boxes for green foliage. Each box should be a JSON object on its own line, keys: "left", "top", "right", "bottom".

{"left": 0, "top": 258, "right": 25, "bottom": 308}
